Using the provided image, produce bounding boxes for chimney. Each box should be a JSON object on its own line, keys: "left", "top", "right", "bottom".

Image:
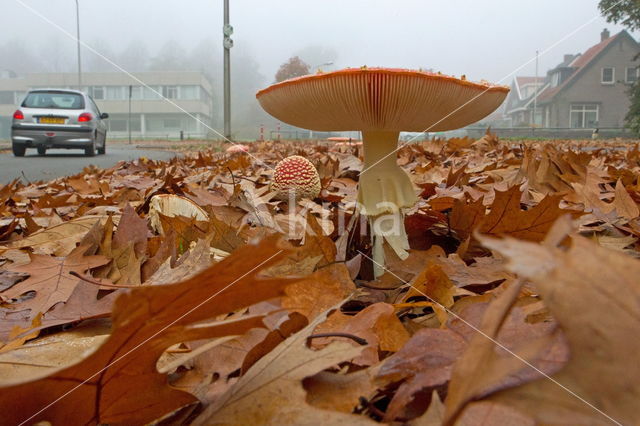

{"left": 564, "top": 54, "right": 574, "bottom": 64}
{"left": 601, "top": 28, "right": 610, "bottom": 42}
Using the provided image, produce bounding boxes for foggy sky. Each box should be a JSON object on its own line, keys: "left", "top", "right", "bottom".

{"left": 0, "top": 0, "right": 634, "bottom": 86}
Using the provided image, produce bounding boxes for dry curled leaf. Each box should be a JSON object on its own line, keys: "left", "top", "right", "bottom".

{"left": 195, "top": 303, "right": 375, "bottom": 425}
{"left": 0, "top": 236, "right": 300, "bottom": 425}
{"left": 2, "top": 245, "right": 110, "bottom": 317}
{"left": 481, "top": 233, "right": 640, "bottom": 425}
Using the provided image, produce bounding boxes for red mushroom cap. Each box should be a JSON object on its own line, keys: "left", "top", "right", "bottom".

{"left": 272, "top": 155, "right": 321, "bottom": 200}
{"left": 256, "top": 67, "right": 509, "bottom": 132}
{"left": 226, "top": 144, "right": 249, "bottom": 153}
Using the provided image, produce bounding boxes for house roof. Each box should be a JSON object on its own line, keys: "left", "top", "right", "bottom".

{"left": 505, "top": 76, "right": 547, "bottom": 114}
{"left": 515, "top": 76, "right": 543, "bottom": 87}
{"left": 538, "top": 31, "right": 627, "bottom": 102}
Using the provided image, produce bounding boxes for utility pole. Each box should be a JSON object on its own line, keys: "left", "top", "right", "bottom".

{"left": 223, "top": 0, "right": 233, "bottom": 140}
{"left": 128, "top": 85, "right": 132, "bottom": 145}
{"left": 533, "top": 50, "right": 539, "bottom": 129}
{"left": 75, "top": 0, "right": 82, "bottom": 90}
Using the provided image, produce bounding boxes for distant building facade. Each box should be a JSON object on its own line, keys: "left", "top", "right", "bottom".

{"left": 505, "top": 29, "right": 640, "bottom": 130}
{"left": 0, "top": 71, "right": 215, "bottom": 139}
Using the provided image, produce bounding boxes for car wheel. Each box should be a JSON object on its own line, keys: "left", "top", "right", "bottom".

{"left": 37, "top": 146, "right": 47, "bottom": 156}
{"left": 97, "top": 137, "right": 106, "bottom": 155}
{"left": 84, "top": 142, "right": 96, "bottom": 157}
{"left": 12, "top": 143, "right": 26, "bottom": 157}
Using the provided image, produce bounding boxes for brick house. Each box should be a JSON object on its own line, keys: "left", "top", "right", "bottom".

{"left": 505, "top": 29, "right": 640, "bottom": 130}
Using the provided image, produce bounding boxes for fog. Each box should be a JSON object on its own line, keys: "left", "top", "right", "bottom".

{"left": 0, "top": 0, "right": 635, "bottom": 138}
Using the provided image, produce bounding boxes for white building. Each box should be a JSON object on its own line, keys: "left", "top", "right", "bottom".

{"left": 0, "top": 71, "right": 215, "bottom": 139}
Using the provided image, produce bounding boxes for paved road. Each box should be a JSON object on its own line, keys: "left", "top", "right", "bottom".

{"left": 0, "top": 145, "right": 178, "bottom": 184}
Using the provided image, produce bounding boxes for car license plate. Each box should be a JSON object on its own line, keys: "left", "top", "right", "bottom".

{"left": 39, "top": 117, "right": 65, "bottom": 124}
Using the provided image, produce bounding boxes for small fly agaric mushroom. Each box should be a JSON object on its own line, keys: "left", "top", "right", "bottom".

{"left": 226, "top": 144, "right": 250, "bottom": 153}
{"left": 327, "top": 136, "right": 362, "bottom": 151}
{"left": 271, "top": 155, "right": 321, "bottom": 201}
{"left": 257, "top": 68, "right": 509, "bottom": 275}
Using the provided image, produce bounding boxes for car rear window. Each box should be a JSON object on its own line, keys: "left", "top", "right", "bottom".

{"left": 22, "top": 92, "right": 85, "bottom": 110}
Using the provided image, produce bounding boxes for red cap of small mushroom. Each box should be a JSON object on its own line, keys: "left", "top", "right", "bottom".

{"left": 272, "top": 155, "right": 321, "bottom": 200}
{"left": 226, "top": 144, "right": 249, "bottom": 153}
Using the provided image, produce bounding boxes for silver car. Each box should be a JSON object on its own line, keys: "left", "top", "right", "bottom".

{"left": 11, "top": 89, "right": 108, "bottom": 157}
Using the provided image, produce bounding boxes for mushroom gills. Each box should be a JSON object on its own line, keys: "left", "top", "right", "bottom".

{"left": 357, "top": 130, "right": 417, "bottom": 277}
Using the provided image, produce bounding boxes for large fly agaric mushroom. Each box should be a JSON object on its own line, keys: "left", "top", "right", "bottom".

{"left": 257, "top": 68, "right": 509, "bottom": 275}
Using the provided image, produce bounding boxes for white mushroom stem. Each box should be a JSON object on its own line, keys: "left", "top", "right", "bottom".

{"left": 370, "top": 210, "right": 411, "bottom": 277}
{"left": 357, "top": 130, "right": 417, "bottom": 277}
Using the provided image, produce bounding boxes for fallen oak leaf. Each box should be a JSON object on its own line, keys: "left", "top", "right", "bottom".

{"left": 0, "top": 270, "right": 28, "bottom": 292}
{"left": 112, "top": 203, "right": 149, "bottom": 258}
{"left": 0, "top": 236, "right": 300, "bottom": 426}
{"left": 408, "top": 390, "right": 444, "bottom": 426}
{"left": 377, "top": 328, "right": 467, "bottom": 422}
{"left": 94, "top": 215, "right": 144, "bottom": 286}
{"left": 1, "top": 215, "right": 114, "bottom": 257}
{"left": 429, "top": 254, "right": 513, "bottom": 289}
{"left": 0, "top": 313, "right": 43, "bottom": 354}
{"left": 0, "top": 319, "right": 109, "bottom": 383}
{"left": 613, "top": 179, "right": 639, "bottom": 220}
{"left": 195, "top": 302, "right": 376, "bottom": 425}
{"left": 0, "top": 279, "right": 122, "bottom": 342}
{"left": 304, "top": 364, "right": 381, "bottom": 414}
{"left": 480, "top": 232, "right": 640, "bottom": 425}
{"left": 2, "top": 245, "right": 110, "bottom": 317}
{"left": 171, "top": 327, "right": 270, "bottom": 404}
{"left": 312, "top": 302, "right": 410, "bottom": 366}
{"left": 451, "top": 187, "right": 583, "bottom": 243}
{"left": 442, "top": 278, "right": 524, "bottom": 424}
{"left": 241, "top": 312, "right": 309, "bottom": 374}
{"left": 147, "top": 237, "right": 214, "bottom": 285}
{"left": 480, "top": 186, "right": 583, "bottom": 242}
{"left": 403, "top": 264, "right": 455, "bottom": 308}
{"left": 456, "top": 401, "right": 534, "bottom": 426}
{"left": 282, "top": 263, "right": 356, "bottom": 322}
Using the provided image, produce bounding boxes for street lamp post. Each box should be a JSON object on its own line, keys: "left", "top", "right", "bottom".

{"left": 223, "top": 0, "right": 233, "bottom": 140}
{"left": 75, "top": 0, "right": 82, "bottom": 90}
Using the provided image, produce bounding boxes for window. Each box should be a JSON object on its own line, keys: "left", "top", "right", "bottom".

{"left": 601, "top": 67, "right": 615, "bottom": 85}
{"left": 91, "top": 86, "right": 105, "bottom": 100}
{"left": 570, "top": 104, "right": 599, "bottom": 128}
{"left": 162, "top": 86, "right": 178, "bottom": 99}
{"left": 143, "top": 86, "right": 161, "bottom": 100}
{"left": 180, "top": 85, "right": 199, "bottom": 100}
{"left": 129, "top": 115, "right": 141, "bottom": 131}
{"left": 626, "top": 67, "right": 639, "bottom": 84}
{"left": 130, "top": 86, "right": 143, "bottom": 100}
{"left": 22, "top": 91, "right": 85, "bottom": 109}
{"left": 106, "top": 86, "right": 125, "bottom": 100}
{"left": 163, "top": 118, "right": 181, "bottom": 129}
{"left": 533, "top": 111, "right": 543, "bottom": 126}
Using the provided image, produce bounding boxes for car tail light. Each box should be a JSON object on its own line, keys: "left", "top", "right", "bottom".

{"left": 13, "top": 110, "right": 24, "bottom": 120}
{"left": 78, "top": 113, "right": 93, "bottom": 122}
